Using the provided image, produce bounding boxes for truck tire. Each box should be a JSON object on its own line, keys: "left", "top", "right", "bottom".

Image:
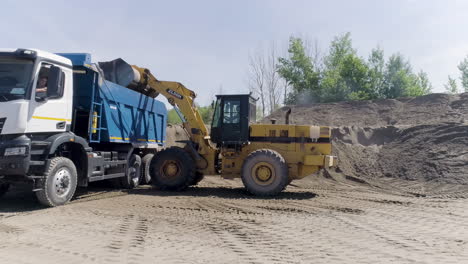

{"left": 120, "top": 154, "right": 142, "bottom": 189}
{"left": 36, "top": 157, "right": 78, "bottom": 207}
{"left": 150, "top": 147, "right": 195, "bottom": 191}
{"left": 140, "top": 153, "right": 154, "bottom": 185}
{"left": 241, "top": 149, "right": 289, "bottom": 196}
{"left": 0, "top": 183, "right": 9, "bottom": 198}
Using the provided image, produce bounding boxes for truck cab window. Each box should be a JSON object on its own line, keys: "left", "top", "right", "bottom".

{"left": 35, "top": 63, "right": 65, "bottom": 100}
{"left": 35, "top": 64, "right": 50, "bottom": 98}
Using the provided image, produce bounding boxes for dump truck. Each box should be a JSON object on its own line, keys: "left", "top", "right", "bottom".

{"left": 0, "top": 49, "right": 167, "bottom": 206}
{"left": 106, "top": 59, "right": 338, "bottom": 196}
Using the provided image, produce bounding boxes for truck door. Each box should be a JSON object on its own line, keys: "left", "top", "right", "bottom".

{"left": 26, "top": 62, "right": 72, "bottom": 133}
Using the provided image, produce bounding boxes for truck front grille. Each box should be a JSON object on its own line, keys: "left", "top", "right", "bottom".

{"left": 0, "top": 118, "right": 5, "bottom": 133}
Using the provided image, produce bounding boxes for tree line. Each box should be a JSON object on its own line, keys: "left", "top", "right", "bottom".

{"left": 168, "top": 105, "right": 213, "bottom": 125}
{"left": 247, "top": 32, "right": 468, "bottom": 118}
{"left": 169, "top": 32, "right": 468, "bottom": 124}
{"left": 445, "top": 57, "right": 468, "bottom": 94}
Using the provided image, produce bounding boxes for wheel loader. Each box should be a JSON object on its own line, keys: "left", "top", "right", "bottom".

{"left": 109, "top": 60, "right": 338, "bottom": 196}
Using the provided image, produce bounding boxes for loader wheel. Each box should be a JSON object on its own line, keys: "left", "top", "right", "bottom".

{"left": 140, "top": 153, "right": 154, "bottom": 185}
{"left": 120, "top": 154, "right": 142, "bottom": 189}
{"left": 0, "top": 183, "right": 10, "bottom": 198}
{"left": 36, "top": 157, "right": 78, "bottom": 207}
{"left": 189, "top": 172, "right": 205, "bottom": 186}
{"left": 241, "top": 149, "right": 289, "bottom": 196}
{"left": 150, "top": 147, "right": 195, "bottom": 191}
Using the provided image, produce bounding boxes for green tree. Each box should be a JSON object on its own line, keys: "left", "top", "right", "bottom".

{"left": 167, "top": 105, "right": 214, "bottom": 125}
{"left": 321, "top": 54, "right": 372, "bottom": 102}
{"left": 367, "top": 47, "right": 385, "bottom": 98}
{"left": 458, "top": 56, "right": 468, "bottom": 92}
{"left": 321, "top": 33, "right": 372, "bottom": 102}
{"left": 380, "top": 54, "right": 430, "bottom": 98}
{"left": 382, "top": 54, "right": 412, "bottom": 98}
{"left": 413, "top": 71, "right": 432, "bottom": 96}
{"left": 277, "top": 37, "right": 321, "bottom": 104}
{"left": 324, "top": 33, "right": 355, "bottom": 68}
{"left": 444, "top": 76, "right": 458, "bottom": 94}
{"left": 198, "top": 105, "right": 214, "bottom": 124}
{"left": 167, "top": 109, "right": 182, "bottom": 124}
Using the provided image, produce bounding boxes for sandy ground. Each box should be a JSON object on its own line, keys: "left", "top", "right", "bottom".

{"left": 1, "top": 177, "right": 467, "bottom": 264}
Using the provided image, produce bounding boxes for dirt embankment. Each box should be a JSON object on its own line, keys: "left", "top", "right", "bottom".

{"left": 165, "top": 124, "right": 189, "bottom": 147}
{"left": 267, "top": 93, "right": 468, "bottom": 186}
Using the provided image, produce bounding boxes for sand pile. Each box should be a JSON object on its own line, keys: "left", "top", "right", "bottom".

{"left": 268, "top": 93, "right": 468, "bottom": 185}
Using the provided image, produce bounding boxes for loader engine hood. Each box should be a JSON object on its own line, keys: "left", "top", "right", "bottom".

{"left": 249, "top": 124, "right": 331, "bottom": 142}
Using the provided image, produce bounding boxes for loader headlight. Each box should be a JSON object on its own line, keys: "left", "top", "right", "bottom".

{"left": 4, "top": 147, "right": 27, "bottom": 156}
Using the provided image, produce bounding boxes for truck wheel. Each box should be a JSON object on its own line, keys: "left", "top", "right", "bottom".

{"left": 0, "top": 183, "right": 10, "bottom": 198}
{"left": 120, "top": 154, "right": 142, "bottom": 189}
{"left": 140, "top": 153, "right": 154, "bottom": 185}
{"left": 150, "top": 147, "right": 195, "bottom": 191}
{"left": 36, "top": 157, "right": 78, "bottom": 207}
{"left": 241, "top": 149, "right": 289, "bottom": 196}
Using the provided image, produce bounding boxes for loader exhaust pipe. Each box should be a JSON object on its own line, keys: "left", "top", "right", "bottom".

{"left": 284, "top": 107, "right": 292, "bottom": 124}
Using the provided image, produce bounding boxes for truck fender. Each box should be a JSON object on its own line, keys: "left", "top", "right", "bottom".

{"left": 45, "top": 132, "right": 90, "bottom": 155}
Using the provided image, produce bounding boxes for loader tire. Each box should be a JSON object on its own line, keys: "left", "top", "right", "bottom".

{"left": 140, "top": 153, "right": 154, "bottom": 185}
{"left": 120, "top": 154, "right": 142, "bottom": 189}
{"left": 189, "top": 172, "right": 205, "bottom": 186}
{"left": 241, "top": 149, "right": 289, "bottom": 196}
{"left": 150, "top": 147, "right": 195, "bottom": 191}
{"left": 0, "top": 183, "right": 9, "bottom": 198}
{"left": 36, "top": 157, "right": 78, "bottom": 207}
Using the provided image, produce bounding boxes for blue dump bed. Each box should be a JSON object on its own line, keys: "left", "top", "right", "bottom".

{"left": 59, "top": 53, "right": 167, "bottom": 146}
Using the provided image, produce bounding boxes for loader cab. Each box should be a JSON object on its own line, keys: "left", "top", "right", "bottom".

{"left": 210, "top": 94, "right": 256, "bottom": 146}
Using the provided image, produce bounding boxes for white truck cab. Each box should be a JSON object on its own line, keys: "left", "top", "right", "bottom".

{"left": 0, "top": 49, "right": 73, "bottom": 177}
{"left": 0, "top": 49, "right": 73, "bottom": 135}
{"left": 0, "top": 49, "right": 167, "bottom": 207}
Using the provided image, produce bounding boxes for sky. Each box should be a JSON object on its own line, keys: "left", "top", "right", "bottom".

{"left": 2, "top": 0, "right": 468, "bottom": 106}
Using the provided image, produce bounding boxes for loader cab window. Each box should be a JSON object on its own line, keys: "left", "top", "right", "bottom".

{"left": 223, "top": 100, "right": 240, "bottom": 124}
{"left": 249, "top": 99, "right": 257, "bottom": 123}
{"left": 210, "top": 95, "right": 250, "bottom": 146}
{"left": 211, "top": 98, "right": 222, "bottom": 128}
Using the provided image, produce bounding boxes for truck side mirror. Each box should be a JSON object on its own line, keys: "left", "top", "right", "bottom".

{"left": 47, "top": 66, "right": 64, "bottom": 98}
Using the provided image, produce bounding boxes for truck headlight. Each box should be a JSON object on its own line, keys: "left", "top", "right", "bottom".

{"left": 4, "top": 147, "right": 27, "bottom": 156}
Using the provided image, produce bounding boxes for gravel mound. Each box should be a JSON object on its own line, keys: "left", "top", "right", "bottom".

{"left": 267, "top": 93, "right": 468, "bottom": 185}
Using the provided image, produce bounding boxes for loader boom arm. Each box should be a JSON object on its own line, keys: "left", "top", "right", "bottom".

{"left": 131, "top": 66, "right": 217, "bottom": 173}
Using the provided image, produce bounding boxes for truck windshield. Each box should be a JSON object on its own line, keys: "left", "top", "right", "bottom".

{"left": 0, "top": 58, "right": 34, "bottom": 101}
